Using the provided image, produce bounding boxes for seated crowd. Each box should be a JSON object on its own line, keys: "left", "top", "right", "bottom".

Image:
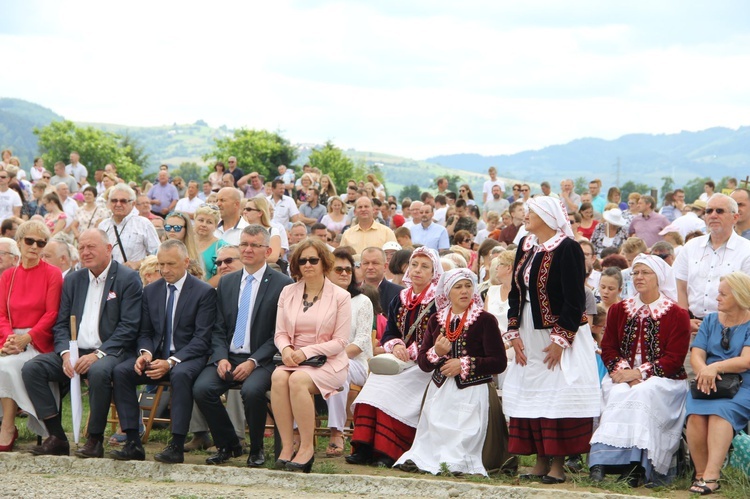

{"left": 1, "top": 151, "right": 750, "bottom": 493}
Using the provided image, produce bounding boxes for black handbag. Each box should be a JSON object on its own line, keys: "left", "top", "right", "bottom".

{"left": 273, "top": 353, "right": 327, "bottom": 368}
{"left": 690, "top": 374, "right": 743, "bottom": 400}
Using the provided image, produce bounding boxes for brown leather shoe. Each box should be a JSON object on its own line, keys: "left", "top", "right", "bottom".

{"left": 74, "top": 436, "right": 104, "bottom": 458}
{"left": 184, "top": 432, "right": 213, "bottom": 452}
{"left": 30, "top": 435, "right": 70, "bottom": 456}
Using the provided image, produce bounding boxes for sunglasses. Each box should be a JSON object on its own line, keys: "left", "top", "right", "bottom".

{"left": 213, "top": 257, "right": 237, "bottom": 267}
{"left": 24, "top": 237, "right": 48, "bottom": 248}
{"left": 705, "top": 208, "right": 727, "bottom": 215}
{"left": 721, "top": 326, "right": 732, "bottom": 350}
{"left": 164, "top": 225, "right": 184, "bottom": 232}
{"left": 333, "top": 266, "right": 353, "bottom": 275}
{"left": 298, "top": 257, "right": 320, "bottom": 266}
{"left": 326, "top": 238, "right": 333, "bottom": 242}
{"left": 43, "top": 175, "right": 51, "bottom": 179}
{"left": 110, "top": 198, "right": 131, "bottom": 204}
{"left": 521, "top": 189, "right": 530, "bottom": 192}
{"left": 244, "top": 207, "right": 261, "bottom": 212}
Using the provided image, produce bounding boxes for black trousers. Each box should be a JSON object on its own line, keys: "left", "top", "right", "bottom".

{"left": 193, "top": 355, "right": 272, "bottom": 453}
{"left": 112, "top": 356, "right": 206, "bottom": 436}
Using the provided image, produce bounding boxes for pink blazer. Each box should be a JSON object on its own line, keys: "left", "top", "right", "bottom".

{"left": 274, "top": 278, "right": 351, "bottom": 373}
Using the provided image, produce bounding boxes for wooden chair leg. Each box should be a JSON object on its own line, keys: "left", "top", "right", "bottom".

{"left": 140, "top": 385, "right": 164, "bottom": 444}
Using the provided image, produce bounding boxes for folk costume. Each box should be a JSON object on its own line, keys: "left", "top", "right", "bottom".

{"left": 502, "top": 197, "right": 600, "bottom": 457}
{"left": 589, "top": 254, "right": 690, "bottom": 483}
{"left": 395, "top": 269, "right": 510, "bottom": 476}
{"left": 350, "top": 247, "right": 442, "bottom": 464}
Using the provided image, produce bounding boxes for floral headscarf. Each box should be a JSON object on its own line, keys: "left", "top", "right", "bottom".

{"left": 400, "top": 246, "right": 443, "bottom": 305}
{"left": 434, "top": 268, "right": 484, "bottom": 329}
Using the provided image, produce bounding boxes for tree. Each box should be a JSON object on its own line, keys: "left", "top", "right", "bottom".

{"left": 120, "top": 132, "right": 150, "bottom": 171}
{"left": 574, "top": 176, "right": 588, "bottom": 194}
{"left": 308, "top": 141, "right": 363, "bottom": 194}
{"left": 172, "top": 162, "right": 204, "bottom": 183}
{"left": 681, "top": 176, "right": 712, "bottom": 204}
{"left": 619, "top": 180, "right": 651, "bottom": 201}
{"left": 660, "top": 176, "right": 674, "bottom": 197}
{"left": 34, "top": 120, "right": 143, "bottom": 182}
{"left": 203, "top": 128, "right": 297, "bottom": 181}
{"left": 399, "top": 184, "right": 422, "bottom": 202}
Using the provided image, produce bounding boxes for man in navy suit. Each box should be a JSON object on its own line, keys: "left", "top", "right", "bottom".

{"left": 23, "top": 229, "right": 142, "bottom": 458}
{"left": 194, "top": 224, "right": 292, "bottom": 467}
{"left": 360, "top": 247, "right": 403, "bottom": 312}
{"left": 109, "top": 239, "right": 216, "bottom": 463}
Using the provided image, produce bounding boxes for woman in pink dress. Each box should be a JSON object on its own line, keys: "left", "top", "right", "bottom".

{"left": 272, "top": 238, "right": 351, "bottom": 473}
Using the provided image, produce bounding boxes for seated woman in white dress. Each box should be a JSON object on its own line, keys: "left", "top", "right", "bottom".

{"left": 588, "top": 254, "right": 691, "bottom": 487}
{"left": 395, "top": 268, "right": 509, "bottom": 476}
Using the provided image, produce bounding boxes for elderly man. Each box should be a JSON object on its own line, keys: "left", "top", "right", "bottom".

{"left": 674, "top": 194, "right": 750, "bottom": 332}
{"left": 237, "top": 172, "right": 265, "bottom": 199}
{"left": 110, "top": 240, "right": 216, "bottom": 463}
{"left": 289, "top": 222, "right": 308, "bottom": 245}
{"left": 148, "top": 170, "right": 179, "bottom": 218}
{"left": 559, "top": 179, "right": 581, "bottom": 214}
{"left": 50, "top": 161, "right": 78, "bottom": 193}
{"left": 214, "top": 187, "right": 249, "bottom": 245}
{"left": 410, "top": 204, "right": 449, "bottom": 251}
{"left": 340, "top": 197, "right": 397, "bottom": 255}
{"left": 56, "top": 183, "right": 78, "bottom": 228}
{"left": 135, "top": 195, "right": 157, "bottom": 220}
{"left": 222, "top": 173, "right": 236, "bottom": 188}
{"left": 402, "top": 201, "right": 423, "bottom": 229}
{"left": 628, "top": 195, "right": 669, "bottom": 247}
{"left": 650, "top": 241, "right": 675, "bottom": 266}
{"left": 41, "top": 239, "right": 73, "bottom": 278}
{"left": 730, "top": 188, "right": 750, "bottom": 239}
{"left": 0, "top": 237, "right": 19, "bottom": 275}
{"left": 65, "top": 151, "right": 88, "bottom": 187}
{"left": 360, "top": 247, "right": 403, "bottom": 313}
{"left": 269, "top": 179, "right": 300, "bottom": 230}
{"left": 214, "top": 245, "right": 243, "bottom": 277}
{"left": 99, "top": 184, "right": 160, "bottom": 270}
{"left": 23, "top": 229, "right": 142, "bottom": 457}
{"left": 174, "top": 181, "right": 205, "bottom": 218}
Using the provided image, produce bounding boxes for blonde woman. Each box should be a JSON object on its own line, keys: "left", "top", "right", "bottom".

{"left": 242, "top": 196, "right": 282, "bottom": 264}
{"left": 193, "top": 205, "right": 226, "bottom": 286}
{"left": 318, "top": 175, "right": 337, "bottom": 206}
{"left": 138, "top": 255, "right": 161, "bottom": 286}
{"left": 366, "top": 174, "right": 385, "bottom": 197}
{"left": 320, "top": 196, "right": 347, "bottom": 234}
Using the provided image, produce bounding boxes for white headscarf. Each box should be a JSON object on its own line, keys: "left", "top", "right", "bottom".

{"left": 400, "top": 246, "right": 444, "bottom": 305}
{"left": 434, "top": 268, "right": 484, "bottom": 328}
{"left": 527, "top": 196, "right": 576, "bottom": 239}
{"left": 632, "top": 254, "right": 678, "bottom": 302}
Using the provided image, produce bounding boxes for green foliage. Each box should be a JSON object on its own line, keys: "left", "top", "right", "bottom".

{"left": 120, "top": 132, "right": 150, "bottom": 171}
{"left": 203, "top": 128, "right": 297, "bottom": 181}
{"left": 34, "top": 120, "right": 143, "bottom": 182}
{"left": 660, "top": 176, "right": 674, "bottom": 196}
{"left": 681, "top": 176, "right": 713, "bottom": 203}
{"left": 443, "top": 174, "right": 464, "bottom": 193}
{"left": 620, "top": 180, "right": 651, "bottom": 201}
{"left": 172, "top": 162, "right": 204, "bottom": 183}
{"left": 308, "top": 141, "right": 362, "bottom": 194}
{"left": 574, "top": 176, "right": 589, "bottom": 194}
{"left": 399, "top": 184, "right": 423, "bottom": 201}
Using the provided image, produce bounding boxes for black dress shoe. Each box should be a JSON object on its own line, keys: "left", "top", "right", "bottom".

{"left": 154, "top": 442, "right": 184, "bottom": 464}
{"left": 30, "top": 435, "right": 70, "bottom": 456}
{"left": 109, "top": 440, "right": 145, "bottom": 461}
{"left": 345, "top": 445, "right": 373, "bottom": 465}
{"left": 372, "top": 456, "right": 395, "bottom": 468}
{"left": 285, "top": 456, "right": 314, "bottom": 473}
{"left": 74, "top": 436, "right": 103, "bottom": 458}
{"left": 205, "top": 444, "right": 244, "bottom": 465}
{"left": 541, "top": 474, "right": 566, "bottom": 484}
{"left": 617, "top": 464, "right": 644, "bottom": 487}
{"left": 247, "top": 451, "right": 266, "bottom": 467}
{"left": 589, "top": 465, "right": 605, "bottom": 482}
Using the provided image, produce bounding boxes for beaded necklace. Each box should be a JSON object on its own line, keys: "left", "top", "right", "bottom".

{"left": 443, "top": 308, "right": 470, "bottom": 342}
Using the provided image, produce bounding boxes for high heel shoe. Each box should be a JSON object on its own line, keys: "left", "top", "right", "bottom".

{"left": 274, "top": 459, "right": 289, "bottom": 470}
{"left": 285, "top": 455, "right": 314, "bottom": 473}
{"left": 0, "top": 427, "right": 19, "bottom": 452}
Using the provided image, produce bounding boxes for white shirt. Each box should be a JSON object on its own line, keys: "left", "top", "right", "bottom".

{"left": 214, "top": 217, "right": 249, "bottom": 246}
{"left": 483, "top": 179, "right": 506, "bottom": 199}
{"left": 434, "top": 206, "right": 447, "bottom": 225}
{"left": 164, "top": 272, "right": 188, "bottom": 355}
{"left": 66, "top": 162, "right": 88, "bottom": 184}
{"left": 671, "top": 212, "right": 707, "bottom": 239}
{"left": 673, "top": 231, "right": 750, "bottom": 318}
{"left": 0, "top": 188, "right": 22, "bottom": 222}
{"left": 270, "top": 195, "right": 300, "bottom": 229}
{"left": 230, "top": 264, "right": 267, "bottom": 355}
{"left": 78, "top": 261, "right": 112, "bottom": 350}
{"left": 61, "top": 196, "right": 78, "bottom": 228}
{"left": 99, "top": 212, "right": 161, "bottom": 264}
{"left": 175, "top": 195, "right": 205, "bottom": 214}
{"left": 270, "top": 221, "right": 289, "bottom": 251}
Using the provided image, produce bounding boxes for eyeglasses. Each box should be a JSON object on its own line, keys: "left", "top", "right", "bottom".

{"left": 721, "top": 326, "right": 732, "bottom": 350}
{"left": 521, "top": 189, "right": 530, "bottom": 192}
{"left": 244, "top": 207, "right": 261, "bottom": 212}
{"left": 298, "top": 257, "right": 320, "bottom": 266}
{"left": 333, "top": 266, "right": 353, "bottom": 275}
{"left": 631, "top": 270, "right": 656, "bottom": 278}
{"left": 326, "top": 238, "right": 333, "bottom": 242}
{"left": 0, "top": 175, "right": 8, "bottom": 179}
{"left": 238, "top": 242, "right": 269, "bottom": 249}
{"left": 110, "top": 198, "right": 131, "bottom": 204}
{"left": 164, "top": 225, "right": 184, "bottom": 232}
{"left": 0, "top": 250, "right": 15, "bottom": 257}
{"left": 653, "top": 253, "right": 670, "bottom": 260}
{"left": 213, "top": 257, "right": 237, "bottom": 267}
{"left": 705, "top": 208, "right": 728, "bottom": 215}
{"left": 24, "top": 237, "right": 48, "bottom": 248}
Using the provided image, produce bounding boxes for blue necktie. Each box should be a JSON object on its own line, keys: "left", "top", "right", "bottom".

{"left": 163, "top": 284, "right": 177, "bottom": 359}
{"left": 232, "top": 275, "right": 254, "bottom": 349}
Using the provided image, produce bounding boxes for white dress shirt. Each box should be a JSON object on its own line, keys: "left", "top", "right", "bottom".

{"left": 164, "top": 272, "right": 188, "bottom": 355}
{"left": 230, "top": 264, "right": 267, "bottom": 355}
{"left": 77, "top": 261, "right": 112, "bottom": 350}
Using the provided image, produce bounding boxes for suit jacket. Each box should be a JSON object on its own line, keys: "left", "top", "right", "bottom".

{"left": 138, "top": 273, "right": 216, "bottom": 362}
{"left": 209, "top": 266, "right": 293, "bottom": 367}
{"left": 53, "top": 261, "right": 142, "bottom": 356}
{"left": 275, "top": 278, "right": 351, "bottom": 373}
{"left": 378, "top": 278, "right": 403, "bottom": 314}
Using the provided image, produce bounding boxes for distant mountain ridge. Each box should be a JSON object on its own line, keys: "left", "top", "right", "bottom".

{"left": 425, "top": 127, "right": 750, "bottom": 188}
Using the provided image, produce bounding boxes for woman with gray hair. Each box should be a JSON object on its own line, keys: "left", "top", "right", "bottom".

{"left": 0, "top": 221, "right": 63, "bottom": 451}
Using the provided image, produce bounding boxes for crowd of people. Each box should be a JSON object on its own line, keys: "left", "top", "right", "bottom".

{"left": 0, "top": 148, "right": 749, "bottom": 494}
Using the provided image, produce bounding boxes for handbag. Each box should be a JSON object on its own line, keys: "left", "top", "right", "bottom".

{"left": 273, "top": 353, "right": 327, "bottom": 368}
{"left": 689, "top": 374, "right": 743, "bottom": 400}
{"left": 729, "top": 431, "right": 750, "bottom": 476}
{"left": 368, "top": 353, "right": 415, "bottom": 375}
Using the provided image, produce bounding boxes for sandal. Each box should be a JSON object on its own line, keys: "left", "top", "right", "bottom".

{"left": 326, "top": 442, "right": 344, "bottom": 457}
{"left": 689, "top": 479, "right": 720, "bottom": 495}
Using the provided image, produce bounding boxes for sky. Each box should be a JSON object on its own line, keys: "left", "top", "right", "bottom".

{"left": 2, "top": 0, "right": 749, "bottom": 159}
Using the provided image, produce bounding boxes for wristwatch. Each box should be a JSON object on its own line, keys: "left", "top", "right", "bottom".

{"left": 95, "top": 350, "right": 106, "bottom": 359}
{"left": 167, "top": 358, "right": 176, "bottom": 369}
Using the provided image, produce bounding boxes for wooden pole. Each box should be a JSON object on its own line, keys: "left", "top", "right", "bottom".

{"left": 70, "top": 315, "right": 77, "bottom": 342}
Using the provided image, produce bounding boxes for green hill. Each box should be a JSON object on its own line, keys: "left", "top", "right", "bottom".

{"left": 0, "top": 98, "right": 63, "bottom": 168}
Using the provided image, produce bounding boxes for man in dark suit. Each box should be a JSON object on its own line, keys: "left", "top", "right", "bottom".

{"left": 23, "top": 228, "right": 142, "bottom": 457}
{"left": 360, "top": 247, "right": 403, "bottom": 312}
{"left": 109, "top": 239, "right": 216, "bottom": 463}
{"left": 194, "top": 224, "right": 292, "bottom": 467}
